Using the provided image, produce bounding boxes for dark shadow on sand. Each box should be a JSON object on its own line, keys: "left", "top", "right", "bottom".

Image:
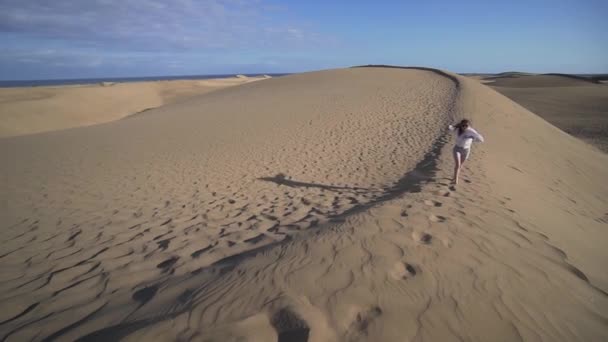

{"left": 257, "top": 131, "right": 451, "bottom": 221}
{"left": 258, "top": 173, "right": 372, "bottom": 192}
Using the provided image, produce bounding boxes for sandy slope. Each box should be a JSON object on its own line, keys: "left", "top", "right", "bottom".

{"left": 0, "top": 76, "right": 266, "bottom": 137}
{"left": 490, "top": 78, "right": 608, "bottom": 153}
{"left": 1, "top": 68, "right": 607, "bottom": 341}
{"left": 482, "top": 74, "right": 598, "bottom": 88}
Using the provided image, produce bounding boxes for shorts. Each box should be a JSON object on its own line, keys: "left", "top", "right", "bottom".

{"left": 453, "top": 146, "right": 470, "bottom": 162}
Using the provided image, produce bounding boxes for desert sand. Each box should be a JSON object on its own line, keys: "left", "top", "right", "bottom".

{"left": 0, "top": 76, "right": 267, "bottom": 137}
{"left": 484, "top": 74, "right": 608, "bottom": 153}
{"left": 1, "top": 67, "right": 607, "bottom": 341}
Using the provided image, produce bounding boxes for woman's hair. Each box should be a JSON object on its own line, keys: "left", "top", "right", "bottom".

{"left": 455, "top": 119, "right": 470, "bottom": 136}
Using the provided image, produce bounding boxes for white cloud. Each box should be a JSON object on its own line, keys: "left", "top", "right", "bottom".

{"left": 0, "top": 0, "right": 321, "bottom": 51}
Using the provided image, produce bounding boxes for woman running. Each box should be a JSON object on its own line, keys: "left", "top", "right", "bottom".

{"left": 449, "top": 119, "right": 484, "bottom": 185}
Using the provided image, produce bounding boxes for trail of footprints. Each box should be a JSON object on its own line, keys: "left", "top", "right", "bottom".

{"left": 399, "top": 172, "right": 607, "bottom": 302}
{"left": 0, "top": 172, "right": 458, "bottom": 341}
{"left": 0, "top": 177, "right": 393, "bottom": 339}
{"left": 386, "top": 172, "right": 567, "bottom": 286}
{"left": 3, "top": 162, "right": 604, "bottom": 340}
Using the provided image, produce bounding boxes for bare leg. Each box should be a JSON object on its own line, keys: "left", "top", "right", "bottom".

{"left": 459, "top": 151, "right": 468, "bottom": 182}
{"left": 452, "top": 151, "right": 462, "bottom": 184}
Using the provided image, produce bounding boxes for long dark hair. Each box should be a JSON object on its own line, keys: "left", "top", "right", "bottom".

{"left": 454, "top": 119, "right": 470, "bottom": 136}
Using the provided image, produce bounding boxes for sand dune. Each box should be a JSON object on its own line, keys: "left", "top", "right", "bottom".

{"left": 0, "top": 76, "right": 267, "bottom": 138}
{"left": 483, "top": 73, "right": 598, "bottom": 87}
{"left": 493, "top": 71, "right": 535, "bottom": 77}
{"left": 1, "top": 67, "right": 607, "bottom": 341}
{"left": 491, "top": 77, "right": 608, "bottom": 152}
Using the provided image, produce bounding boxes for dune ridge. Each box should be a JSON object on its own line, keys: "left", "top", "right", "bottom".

{"left": 1, "top": 67, "right": 607, "bottom": 341}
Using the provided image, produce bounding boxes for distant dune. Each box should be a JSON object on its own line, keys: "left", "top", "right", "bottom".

{"left": 1, "top": 67, "right": 607, "bottom": 341}
{"left": 494, "top": 71, "right": 535, "bottom": 77}
{"left": 484, "top": 73, "right": 599, "bottom": 87}
{"left": 0, "top": 76, "right": 268, "bottom": 138}
{"left": 489, "top": 73, "right": 608, "bottom": 152}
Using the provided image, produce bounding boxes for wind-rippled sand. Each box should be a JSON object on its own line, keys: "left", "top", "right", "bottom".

{"left": 1, "top": 67, "right": 607, "bottom": 341}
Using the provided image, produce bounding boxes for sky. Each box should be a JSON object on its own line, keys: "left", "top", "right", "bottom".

{"left": 1, "top": 0, "right": 607, "bottom": 80}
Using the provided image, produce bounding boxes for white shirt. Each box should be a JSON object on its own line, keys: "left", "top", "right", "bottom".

{"left": 449, "top": 125, "right": 484, "bottom": 149}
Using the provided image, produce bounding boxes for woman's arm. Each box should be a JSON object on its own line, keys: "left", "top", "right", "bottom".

{"left": 471, "top": 128, "right": 484, "bottom": 142}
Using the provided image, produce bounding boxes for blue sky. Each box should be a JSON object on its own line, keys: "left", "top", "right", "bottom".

{"left": 1, "top": 0, "right": 607, "bottom": 80}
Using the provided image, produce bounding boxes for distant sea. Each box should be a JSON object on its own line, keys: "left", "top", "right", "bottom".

{"left": 0, "top": 73, "right": 291, "bottom": 88}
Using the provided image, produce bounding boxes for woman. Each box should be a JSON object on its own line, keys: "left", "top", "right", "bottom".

{"left": 449, "top": 119, "right": 484, "bottom": 185}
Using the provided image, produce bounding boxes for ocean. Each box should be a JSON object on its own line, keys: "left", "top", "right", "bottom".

{"left": 0, "top": 73, "right": 290, "bottom": 88}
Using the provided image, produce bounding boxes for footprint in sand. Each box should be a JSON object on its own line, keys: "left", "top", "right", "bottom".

{"left": 429, "top": 214, "right": 446, "bottom": 223}
{"left": 352, "top": 306, "right": 383, "bottom": 334}
{"left": 423, "top": 200, "right": 442, "bottom": 207}
{"left": 433, "top": 190, "right": 451, "bottom": 197}
{"left": 412, "top": 231, "right": 433, "bottom": 244}
{"left": 390, "top": 261, "right": 418, "bottom": 280}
